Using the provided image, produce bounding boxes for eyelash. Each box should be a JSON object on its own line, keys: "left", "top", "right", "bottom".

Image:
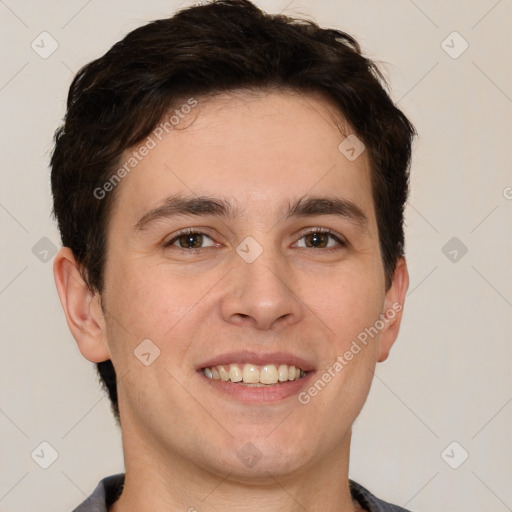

{"left": 164, "top": 227, "right": 347, "bottom": 252}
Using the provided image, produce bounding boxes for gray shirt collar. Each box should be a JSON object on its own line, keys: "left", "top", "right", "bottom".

{"left": 72, "top": 473, "right": 414, "bottom": 512}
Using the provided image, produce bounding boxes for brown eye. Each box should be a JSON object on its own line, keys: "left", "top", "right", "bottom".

{"left": 176, "top": 233, "right": 204, "bottom": 249}
{"left": 295, "top": 230, "right": 345, "bottom": 250}
{"left": 304, "top": 232, "right": 329, "bottom": 248}
{"left": 166, "top": 230, "right": 216, "bottom": 249}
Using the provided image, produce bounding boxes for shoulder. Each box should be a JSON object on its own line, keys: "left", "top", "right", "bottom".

{"left": 349, "top": 479, "right": 416, "bottom": 512}
{"left": 71, "top": 474, "right": 125, "bottom": 512}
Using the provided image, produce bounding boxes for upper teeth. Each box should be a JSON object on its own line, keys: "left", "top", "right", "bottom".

{"left": 202, "top": 363, "right": 307, "bottom": 385}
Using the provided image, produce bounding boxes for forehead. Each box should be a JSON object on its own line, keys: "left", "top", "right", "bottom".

{"left": 109, "top": 89, "right": 376, "bottom": 230}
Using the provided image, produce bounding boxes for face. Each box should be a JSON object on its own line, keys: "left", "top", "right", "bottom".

{"left": 71, "top": 89, "right": 408, "bottom": 480}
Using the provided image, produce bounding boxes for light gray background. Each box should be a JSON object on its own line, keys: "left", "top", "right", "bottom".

{"left": 1, "top": 1, "right": 511, "bottom": 511}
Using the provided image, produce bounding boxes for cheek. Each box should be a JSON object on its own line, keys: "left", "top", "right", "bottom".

{"left": 302, "top": 263, "right": 384, "bottom": 341}
{"left": 103, "top": 257, "right": 220, "bottom": 374}
{"left": 101, "top": 263, "right": 171, "bottom": 368}
{"left": 105, "top": 258, "right": 188, "bottom": 334}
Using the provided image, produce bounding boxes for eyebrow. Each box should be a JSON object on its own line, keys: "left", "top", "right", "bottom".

{"left": 134, "top": 193, "right": 369, "bottom": 232}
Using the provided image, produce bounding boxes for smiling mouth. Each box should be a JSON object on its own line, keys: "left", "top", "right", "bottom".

{"left": 201, "top": 363, "right": 308, "bottom": 386}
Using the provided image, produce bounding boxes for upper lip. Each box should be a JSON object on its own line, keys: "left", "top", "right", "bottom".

{"left": 197, "top": 350, "right": 316, "bottom": 372}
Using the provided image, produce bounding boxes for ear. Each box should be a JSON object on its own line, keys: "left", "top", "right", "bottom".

{"left": 53, "top": 247, "right": 111, "bottom": 362}
{"left": 377, "top": 257, "right": 409, "bottom": 363}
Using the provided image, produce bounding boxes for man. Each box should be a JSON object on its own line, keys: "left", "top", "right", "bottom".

{"left": 51, "top": 0, "right": 416, "bottom": 510}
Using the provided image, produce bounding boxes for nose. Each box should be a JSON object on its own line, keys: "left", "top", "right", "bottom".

{"left": 220, "top": 248, "right": 304, "bottom": 331}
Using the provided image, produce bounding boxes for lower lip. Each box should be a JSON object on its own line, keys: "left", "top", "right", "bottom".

{"left": 198, "top": 371, "right": 316, "bottom": 403}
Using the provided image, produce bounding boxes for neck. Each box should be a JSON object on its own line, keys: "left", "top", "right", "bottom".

{"left": 110, "top": 423, "right": 360, "bottom": 512}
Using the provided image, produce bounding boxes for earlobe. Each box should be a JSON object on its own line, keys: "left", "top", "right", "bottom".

{"left": 53, "top": 247, "right": 111, "bottom": 363}
{"left": 377, "top": 257, "right": 409, "bottom": 363}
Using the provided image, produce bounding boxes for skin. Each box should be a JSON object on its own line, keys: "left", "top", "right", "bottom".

{"left": 54, "top": 89, "right": 409, "bottom": 512}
